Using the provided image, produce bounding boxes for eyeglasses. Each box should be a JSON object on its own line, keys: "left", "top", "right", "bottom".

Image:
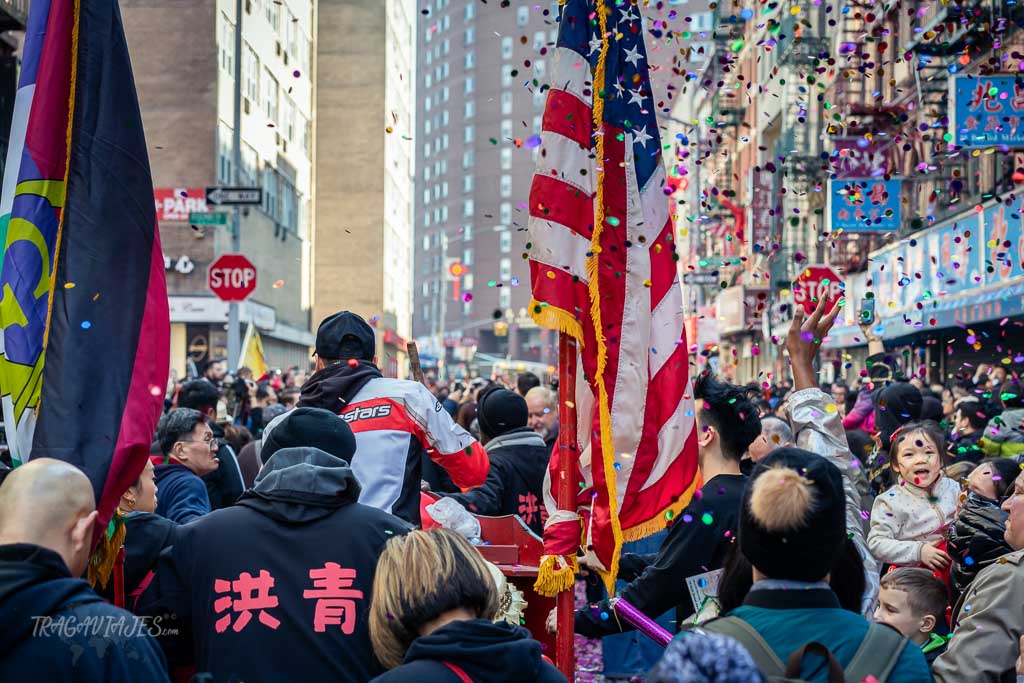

{"left": 178, "top": 437, "right": 216, "bottom": 447}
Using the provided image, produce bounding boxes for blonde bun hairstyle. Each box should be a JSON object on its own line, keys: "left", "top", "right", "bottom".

{"left": 748, "top": 466, "right": 815, "bottom": 532}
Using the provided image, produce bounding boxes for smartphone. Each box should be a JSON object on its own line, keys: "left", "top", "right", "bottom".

{"left": 859, "top": 294, "right": 875, "bottom": 325}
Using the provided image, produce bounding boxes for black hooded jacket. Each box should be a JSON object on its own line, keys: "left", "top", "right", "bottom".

{"left": 369, "top": 619, "right": 566, "bottom": 683}
{"left": 445, "top": 427, "right": 550, "bottom": 536}
{"left": 136, "top": 447, "right": 412, "bottom": 683}
{"left": 0, "top": 543, "right": 169, "bottom": 682}
{"left": 298, "top": 359, "right": 382, "bottom": 414}
{"left": 96, "top": 512, "right": 177, "bottom": 608}
{"left": 947, "top": 491, "right": 1012, "bottom": 600}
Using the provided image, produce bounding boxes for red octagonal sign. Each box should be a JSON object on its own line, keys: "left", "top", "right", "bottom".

{"left": 793, "top": 265, "right": 843, "bottom": 316}
{"left": 208, "top": 253, "right": 257, "bottom": 302}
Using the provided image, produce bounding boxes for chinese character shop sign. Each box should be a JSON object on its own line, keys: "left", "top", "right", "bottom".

{"left": 952, "top": 75, "right": 1024, "bottom": 148}
{"left": 828, "top": 178, "right": 901, "bottom": 233}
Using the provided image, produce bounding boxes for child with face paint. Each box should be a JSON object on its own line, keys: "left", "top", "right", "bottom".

{"left": 868, "top": 420, "right": 961, "bottom": 578}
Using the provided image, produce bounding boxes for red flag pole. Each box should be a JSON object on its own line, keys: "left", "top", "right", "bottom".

{"left": 555, "top": 331, "right": 577, "bottom": 678}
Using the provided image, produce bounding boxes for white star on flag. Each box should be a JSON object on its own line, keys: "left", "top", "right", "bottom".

{"left": 588, "top": 35, "right": 603, "bottom": 56}
{"left": 632, "top": 125, "right": 652, "bottom": 148}
{"left": 623, "top": 45, "right": 643, "bottom": 67}
{"left": 628, "top": 87, "right": 646, "bottom": 106}
{"left": 619, "top": 6, "right": 638, "bottom": 24}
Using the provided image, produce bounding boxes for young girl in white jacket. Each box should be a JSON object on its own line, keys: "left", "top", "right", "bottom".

{"left": 868, "top": 420, "right": 960, "bottom": 572}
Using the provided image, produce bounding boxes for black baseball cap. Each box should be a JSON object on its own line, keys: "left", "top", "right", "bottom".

{"left": 315, "top": 311, "right": 376, "bottom": 361}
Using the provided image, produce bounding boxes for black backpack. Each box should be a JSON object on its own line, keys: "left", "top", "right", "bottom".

{"left": 698, "top": 616, "right": 908, "bottom": 683}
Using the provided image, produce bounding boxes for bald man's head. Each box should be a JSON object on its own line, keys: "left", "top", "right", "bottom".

{"left": 0, "top": 458, "right": 97, "bottom": 577}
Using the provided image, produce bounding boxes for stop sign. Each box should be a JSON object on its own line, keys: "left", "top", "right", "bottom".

{"left": 793, "top": 265, "right": 843, "bottom": 316}
{"left": 208, "top": 253, "right": 257, "bottom": 302}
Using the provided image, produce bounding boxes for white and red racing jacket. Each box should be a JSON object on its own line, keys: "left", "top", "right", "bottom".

{"left": 338, "top": 376, "right": 489, "bottom": 524}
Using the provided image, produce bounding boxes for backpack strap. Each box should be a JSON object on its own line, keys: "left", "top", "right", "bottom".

{"left": 699, "top": 616, "right": 786, "bottom": 677}
{"left": 843, "top": 622, "right": 908, "bottom": 683}
{"left": 785, "top": 642, "right": 845, "bottom": 683}
{"left": 442, "top": 661, "right": 474, "bottom": 683}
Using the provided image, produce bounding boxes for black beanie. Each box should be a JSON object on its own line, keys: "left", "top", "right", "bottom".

{"left": 739, "top": 447, "right": 846, "bottom": 582}
{"left": 875, "top": 383, "right": 923, "bottom": 450}
{"left": 262, "top": 407, "right": 357, "bottom": 464}
{"left": 477, "top": 388, "right": 528, "bottom": 438}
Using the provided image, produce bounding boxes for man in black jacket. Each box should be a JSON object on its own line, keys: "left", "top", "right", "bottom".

{"left": 0, "top": 458, "right": 169, "bottom": 682}
{"left": 571, "top": 372, "right": 760, "bottom": 637}
{"left": 177, "top": 379, "right": 245, "bottom": 509}
{"left": 138, "top": 432, "right": 411, "bottom": 682}
{"left": 445, "top": 388, "right": 550, "bottom": 535}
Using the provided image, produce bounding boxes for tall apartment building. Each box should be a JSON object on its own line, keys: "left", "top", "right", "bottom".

{"left": 123, "top": 0, "right": 315, "bottom": 376}
{"left": 313, "top": 0, "right": 415, "bottom": 378}
{"left": 412, "top": 1, "right": 563, "bottom": 377}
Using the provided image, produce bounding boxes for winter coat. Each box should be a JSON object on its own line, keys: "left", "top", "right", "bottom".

{"left": 151, "top": 459, "right": 211, "bottom": 524}
{"left": 0, "top": 543, "right": 170, "bottom": 682}
{"left": 980, "top": 408, "right": 1024, "bottom": 458}
{"left": 96, "top": 512, "right": 177, "bottom": 608}
{"left": 947, "top": 491, "right": 1011, "bottom": 600}
{"left": 933, "top": 548, "right": 1024, "bottom": 683}
{"left": 369, "top": 619, "right": 566, "bottom": 683}
{"left": 298, "top": 361, "right": 489, "bottom": 525}
{"left": 868, "top": 477, "right": 960, "bottom": 566}
{"left": 842, "top": 388, "right": 877, "bottom": 434}
{"left": 445, "top": 428, "right": 550, "bottom": 535}
{"left": 203, "top": 421, "right": 245, "bottom": 510}
{"left": 949, "top": 429, "right": 986, "bottom": 465}
{"left": 574, "top": 473, "right": 747, "bottom": 637}
{"left": 789, "top": 388, "right": 879, "bottom": 613}
{"left": 137, "top": 447, "right": 412, "bottom": 683}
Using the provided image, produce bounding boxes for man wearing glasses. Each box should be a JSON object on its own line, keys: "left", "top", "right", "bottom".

{"left": 150, "top": 408, "right": 221, "bottom": 524}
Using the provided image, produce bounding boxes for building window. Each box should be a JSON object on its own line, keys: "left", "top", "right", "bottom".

{"left": 517, "top": 6, "right": 529, "bottom": 26}
{"left": 464, "top": 125, "right": 474, "bottom": 144}
{"left": 500, "top": 230, "right": 512, "bottom": 253}
{"left": 263, "top": 167, "right": 279, "bottom": 221}
{"left": 464, "top": 273, "right": 474, "bottom": 291}
{"left": 533, "top": 114, "right": 542, "bottom": 132}
{"left": 442, "top": 181, "right": 449, "bottom": 197}
{"left": 463, "top": 175, "right": 474, "bottom": 193}
{"left": 425, "top": 50, "right": 432, "bottom": 66}
{"left": 464, "top": 50, "right": 475, "bottom": 70}
{"left": 425, "top": 73, "right": 432, "bottom": 88}
{"left": 464, "top": 100, "right": 475, "bottom": 118}
{"left": 285, "top": 9, "right": 297, "bottom": 57}
{"left": 424, "top": 211, "right": 431, "bottom": 227}
{"left": 499, "top": 286, "right": 511, "bottom": 309}
{"left": 423, "top": 235, "right": 430, "bottom": 251}
{"left": 533, "top": 31, "right": 546, "bottom": 51}
{"left": 424, "top": 189, "right": 431, "bottom": 205}
{"left": 535, "top": 59, "right": 546, "bottom": 78}
{"left": 463, "top": 150, "right": 475, "bottom": 168}
{"left": 243, "top": 43, "right": 259, "bottom": 102}
{"left": 281, "top": 177, "right": 298, "bottom": 233}
{"left": 442, "top": 110, "right": 450, "bottom": 126}
{"left": 443, "top": 14, "right": 450, "bottom": 30}
{"left": 425, "top": 95, "right": 432, "bottom": 112}
{"left": 442, "top": 86, "right": 450, "bottom": 102}
{"left": 501, "top": 148, "right": 512, "bottom": 170}
{"left": 263, "top": 68, "right": 279, "bottom": 124}
{"left": 465, "top": 2, "right": 475, "bottom": 21}
{"left": 220, "top": 13, "right": 235, "bottom": 76}
{"left": 434, "top": 207, "right": 441, "bottom": 222}
{"left": 442, "top": 133, "right": 449, "bottom": 149}
{"left": 502, "top": 36, "right": 513, "bottom": 60}
{"left": 218, "top": 121, "right": 233, "bottom": 183}
{"left": 282, "top": 96, "right": 295, "bottom": 141}
{"left": 463, "top": 300, "right": 472, "bottom": 316}
{"left": 441, "top": 205, "right": 449, "bottom": 221}
{"left": 425, "top": 118, "right": 432, "bottom": 135}
{"left": 500, "top": 257, "right": 512, "bottom": 280}
{"left": 464, "top": 26, "right": 475, "bottom": 45}
{"left": 265, "top": 0, "right": 279, "bottom": 31}
{"left": 501, "top": 91, "right": 513, "bottom": 115}
{"left": 464, "top": 248, "right": 474, "bottom": 266}
{"left": 500, "top": 202, "right": 511, "bottom": 225}
{"left": 463, "top": 198, "right": 474, "bottom": 218}
{"left": 423, "top": 143, "right": 431, "bottom": 158}
{"left": 442, "top": 62, "right": 450, "bottom": 78}
{"left": 433, "top": 184, "right": 440, "bottom": 200}
{"left": 500, "top": 174, "right": 512, "bottom": 198}
{"left": 502, "top": 64, "right": 513, "bottom": 87}
{"left": 443, "top": 38, "right": 450, "bottom": 54}
{"left": 463, "top": 224, "right": 473, "bottom": 240}
{"left": 501, "top": 119, "right": 513, "bottom": 140}
{"left": 464, "top": 76, "right": 474, "bottom": 95}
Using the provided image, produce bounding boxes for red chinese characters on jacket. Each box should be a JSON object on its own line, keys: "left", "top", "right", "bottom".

{"left": 213, "top": 563, "right": 365, "bottom": 634}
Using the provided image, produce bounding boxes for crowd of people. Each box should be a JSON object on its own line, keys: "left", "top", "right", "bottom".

{"left": 1, "top": 302, "right": 1024, "bottom": 682}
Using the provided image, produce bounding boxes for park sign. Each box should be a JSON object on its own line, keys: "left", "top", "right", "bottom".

{"left": 951, "top": 75, "right": 1024, "bottom": 148}
{"left": 827, "top": 178, "right": 901, "bottom": 233}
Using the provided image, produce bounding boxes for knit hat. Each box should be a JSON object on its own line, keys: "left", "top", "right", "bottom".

{"left": 262, "top": 407, "right": 357, "bottom": 464}
{"left": 739, "top": 447, "right": 846, "bottom": 582}
{"left": 875, "top": 382, "right": 923, "bottom": 450}
{"left": 476, "top": 388, "right": 528, "bottom": 438}
{"left": 648, "top": 632, "right": 767, "bottom": 683}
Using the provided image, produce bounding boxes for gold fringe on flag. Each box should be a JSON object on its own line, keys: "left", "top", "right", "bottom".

{"left": 534, "top": 554, "right": 580, "bottom": 597}
{"left": 528, "top": 299, "right": 584, "bottom": 344}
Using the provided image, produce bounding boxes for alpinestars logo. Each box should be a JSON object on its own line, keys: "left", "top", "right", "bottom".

{"left": 341, "top": 405, "right": 392, "bottom": 423}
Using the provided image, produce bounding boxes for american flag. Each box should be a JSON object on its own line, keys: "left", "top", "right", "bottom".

{"left": 528, "top": 0, "right": 699, "bottom": 593}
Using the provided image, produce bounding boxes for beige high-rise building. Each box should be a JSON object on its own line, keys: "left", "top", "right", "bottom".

{"left": 313, "top": 0, "right": 415, "bottom": 377}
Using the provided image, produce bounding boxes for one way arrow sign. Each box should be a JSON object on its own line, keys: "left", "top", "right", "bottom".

{"left": 205, "top": 186, "right": 263, "bottom": 206}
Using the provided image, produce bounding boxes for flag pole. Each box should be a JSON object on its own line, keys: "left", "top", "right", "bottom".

{"left": 555, "top": 331, "right": 577, "bottom": 678}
